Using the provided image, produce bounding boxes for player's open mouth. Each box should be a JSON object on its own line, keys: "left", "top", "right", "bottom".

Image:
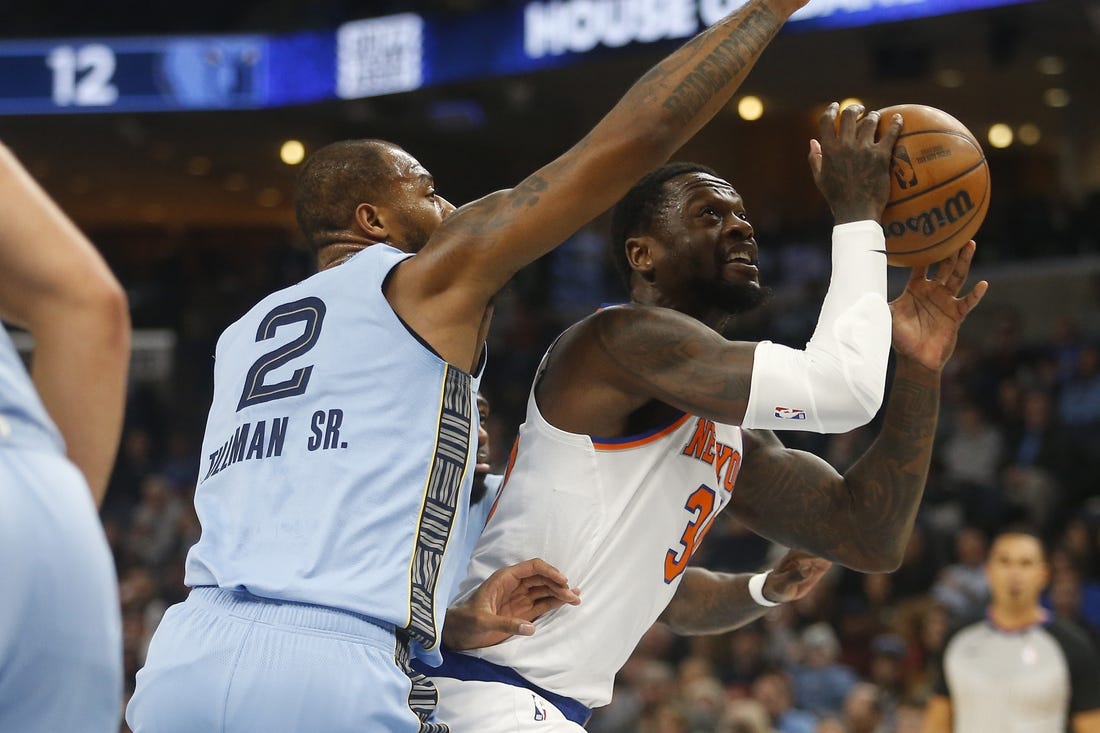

{"left": 723, "top": 243, "right": 758, "bottom": 271}
{"left": 723, "top": 257, "right": 758, "bottom": 278}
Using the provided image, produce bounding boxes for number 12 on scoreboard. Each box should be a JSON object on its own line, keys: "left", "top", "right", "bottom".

{"left": 46, "top": 44, "right": 118, "bottom": 107}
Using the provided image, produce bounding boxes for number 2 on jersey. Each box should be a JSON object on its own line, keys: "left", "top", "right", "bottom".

{"left": 237, "top": 297, "right": 327, "bottom": 411}
{"left": 664, "top": 484, "right": 718, "bottom": 583}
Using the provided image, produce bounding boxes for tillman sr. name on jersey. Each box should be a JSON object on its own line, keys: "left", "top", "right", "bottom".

{"left": 201, "top": 408, "right": 348, "bottom": 483}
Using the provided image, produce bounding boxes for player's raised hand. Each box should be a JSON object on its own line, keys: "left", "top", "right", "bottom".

{"left": 442, "top": 558, "right": 581, "bottom": 651}
{"left": 809, "top": 102, "right": 903, "bottom": 225}
{"left": 889, "top": 240, "right": 988, "bottom": 372}
{"left": 762, "top": 550, "right": 832, "bottom": 603}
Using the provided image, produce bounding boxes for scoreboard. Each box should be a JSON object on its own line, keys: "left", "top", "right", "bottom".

{"left": 0, "top": 0, "right": 1033, "bottom": 115}
{"left": 0, "top": 34, "right": 335, "bottom": 114}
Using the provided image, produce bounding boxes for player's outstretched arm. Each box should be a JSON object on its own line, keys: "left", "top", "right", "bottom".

{"left": 430, "top": 0, "right": 809, "bottom": 290}
{"left": 442, "top": 558, "right": 581, "bottom": 651}
{"left": 728, "top": 244, "right": 987, "bottom": 572}
{"left": 393, "top": 0, "right": 807, "bottom": 365}
{"left": 0, "top": 143, "right": 130, "bottom": 506}
{"left": 658, "top": 550, "right": 830, "bottom": 635}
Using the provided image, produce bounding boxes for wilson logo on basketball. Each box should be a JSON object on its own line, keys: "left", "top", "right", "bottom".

{"left": 883, "top": 189, "right": 976, "bottom": 239}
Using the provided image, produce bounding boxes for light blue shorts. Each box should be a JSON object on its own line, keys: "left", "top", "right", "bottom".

{"left": 0, "top": 447, "right": 122, "bottom": 733}
{"left": 127, "top": 586, "right": 449, "bottom": 732}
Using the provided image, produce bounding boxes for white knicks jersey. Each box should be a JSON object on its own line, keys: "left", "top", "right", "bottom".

{"left": 455, "top": 382, "right": 744, "bottom": 707}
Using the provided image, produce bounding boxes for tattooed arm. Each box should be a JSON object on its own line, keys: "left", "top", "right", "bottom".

{"left": 731, "top": 358, "right": 941, "bottom": 572}
{"left": 659, "top": 551, "right": 830, "bottom": 635}
{"left": 729, "top": 244, "right": 988, "bottom": 572}
{"left": 428, "top": 0, "right": 807, "bottom": 288}
{"left": 390, "top": 0, "right": 807, "bottom": 368}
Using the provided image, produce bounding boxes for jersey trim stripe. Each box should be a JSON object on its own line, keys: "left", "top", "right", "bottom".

{"left": 591, "top": 412, "right": 691, "bottom": 450}
{"left": 405, "top": 364, "right": 472, "bottom": 650}
{"left": 395, "top": 637, "right": 451, "bottom": 732}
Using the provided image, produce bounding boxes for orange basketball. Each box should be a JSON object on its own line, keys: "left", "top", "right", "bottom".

{"left": 875, "top": 104, "right": 990, "bottom": 267}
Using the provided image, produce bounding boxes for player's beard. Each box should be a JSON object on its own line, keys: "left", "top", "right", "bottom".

{"left": 700, "top": 278, "right": 769, "bottom": 316}
{"left": 393, "top": 210, "right": 435, "bottom": 253}
{"left": 404, "top": 223, "right": 433, "bottom": 253}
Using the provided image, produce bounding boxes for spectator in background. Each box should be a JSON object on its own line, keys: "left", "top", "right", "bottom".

{"left": 1048, "top": 564, "right": 1100, "bottom": 646}
{"left": 726, "top": 623, "right": 773, "bottom": 690}
{"left": 939, "top": 402, "right": 1006, "bottom": 531}
{"left": 127, "top": 474, "right": 186, "bottom": 568}
{"left": 104, "top": 427, "right": 158, "bottom": 518}
{"left": 1047, "top": 538, "right": 1100, "bottom": 642}
{"left": 720, "top": 698, "right": 777, "bottom": 733}
{"left": 931, "top": 526, "right": 989, "bottom": 618}
{"left": 1047, "top": 317, "right": 1087, "bottom": 383}
{"left": 888, "top": 524, "right": 939, "bottom": 602}
{"left": 842, "top": 683, "right": 888, "bottom": 733}
{"left": 909, "top": 603, "right": 950, "bottom": 700}
{"left": 762, "top": 600, "right": 807, "bottom": 671}
{"left": 1062, "top": 518, "right": 1100, "bottom": 579}
{"left": 1059, "top": 346, "right": 1100, "bottom": 428}
{"left": 681, "top": 674, "right": 728, "bottom": 732}
{"left": 789, "top": 623, "right": 858, "bottom": 717}
{"left": 1007, "top": 390, "right": 1063, "bottom": 471}
{"left": 816, "top": 716, "right": 845, "bottom": 733}
{"left": 1002, "top": 390, "right": 1071, "bottom": 529}
{"left": 866, "top": 634, "right": 908, "bottom": 716}
{"left": 894, "top": 700, "right": 926, "bottom": 733}
{"left": 754, "top": 668, "right": 817, "bottom": 733}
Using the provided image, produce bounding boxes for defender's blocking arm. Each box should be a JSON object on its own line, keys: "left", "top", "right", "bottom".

{"left": 393, "top": 0, "right": 812, "bottom": 367}
{"left": 443, "top": 558, "right": 581, "bottom": 651}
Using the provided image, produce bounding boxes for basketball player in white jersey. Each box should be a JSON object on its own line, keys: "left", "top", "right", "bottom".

{"left": 128, "top": 0, "right": 830, "bottom": 730}
{"left": 426, "top": 110, "right": 990, "bottom": 730}
{"left": 0, "top": 142, "right": 129, "bottom": 730}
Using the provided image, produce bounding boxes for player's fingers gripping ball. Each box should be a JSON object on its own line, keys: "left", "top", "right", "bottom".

{"left": 873, "top": 103, "right": 991, "bottom": 267}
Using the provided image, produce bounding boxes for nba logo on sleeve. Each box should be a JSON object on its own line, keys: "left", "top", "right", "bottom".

{"left": 774, "top": 406, "right": 806, "bottom": 420}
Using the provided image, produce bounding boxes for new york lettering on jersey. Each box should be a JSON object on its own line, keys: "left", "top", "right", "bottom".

{"left": 664, "top": 418, "right": 744, "bottom": 583}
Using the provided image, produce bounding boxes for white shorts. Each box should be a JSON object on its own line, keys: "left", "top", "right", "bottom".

{"left": 433, "top": 677, "right": 587, "bottom": 733}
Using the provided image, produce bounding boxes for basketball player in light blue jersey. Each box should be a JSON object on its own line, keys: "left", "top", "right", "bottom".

{"left": 0, "top": 143, "right": 130, "bottom": 731}
{"left": 128, "top": 0, "right": 820, "bottom": 729}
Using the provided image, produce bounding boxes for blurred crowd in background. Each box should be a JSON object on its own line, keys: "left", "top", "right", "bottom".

{"left": 95, "top": 190, "right": 1100, "bottom": 732}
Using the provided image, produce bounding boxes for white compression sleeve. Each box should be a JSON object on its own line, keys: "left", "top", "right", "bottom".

{"left": 743, "top": 220, "right": 890, "bottom": 433}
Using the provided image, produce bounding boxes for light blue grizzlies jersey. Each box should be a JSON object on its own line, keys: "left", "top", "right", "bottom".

{"left": 185, "top": 244, "right": 482, "bottom": 664}
{"left": 0, "top": 326, "right": 64, "bottom": 452}
{"left": 1, "top": 325, "right": 123, "bottom": 731}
